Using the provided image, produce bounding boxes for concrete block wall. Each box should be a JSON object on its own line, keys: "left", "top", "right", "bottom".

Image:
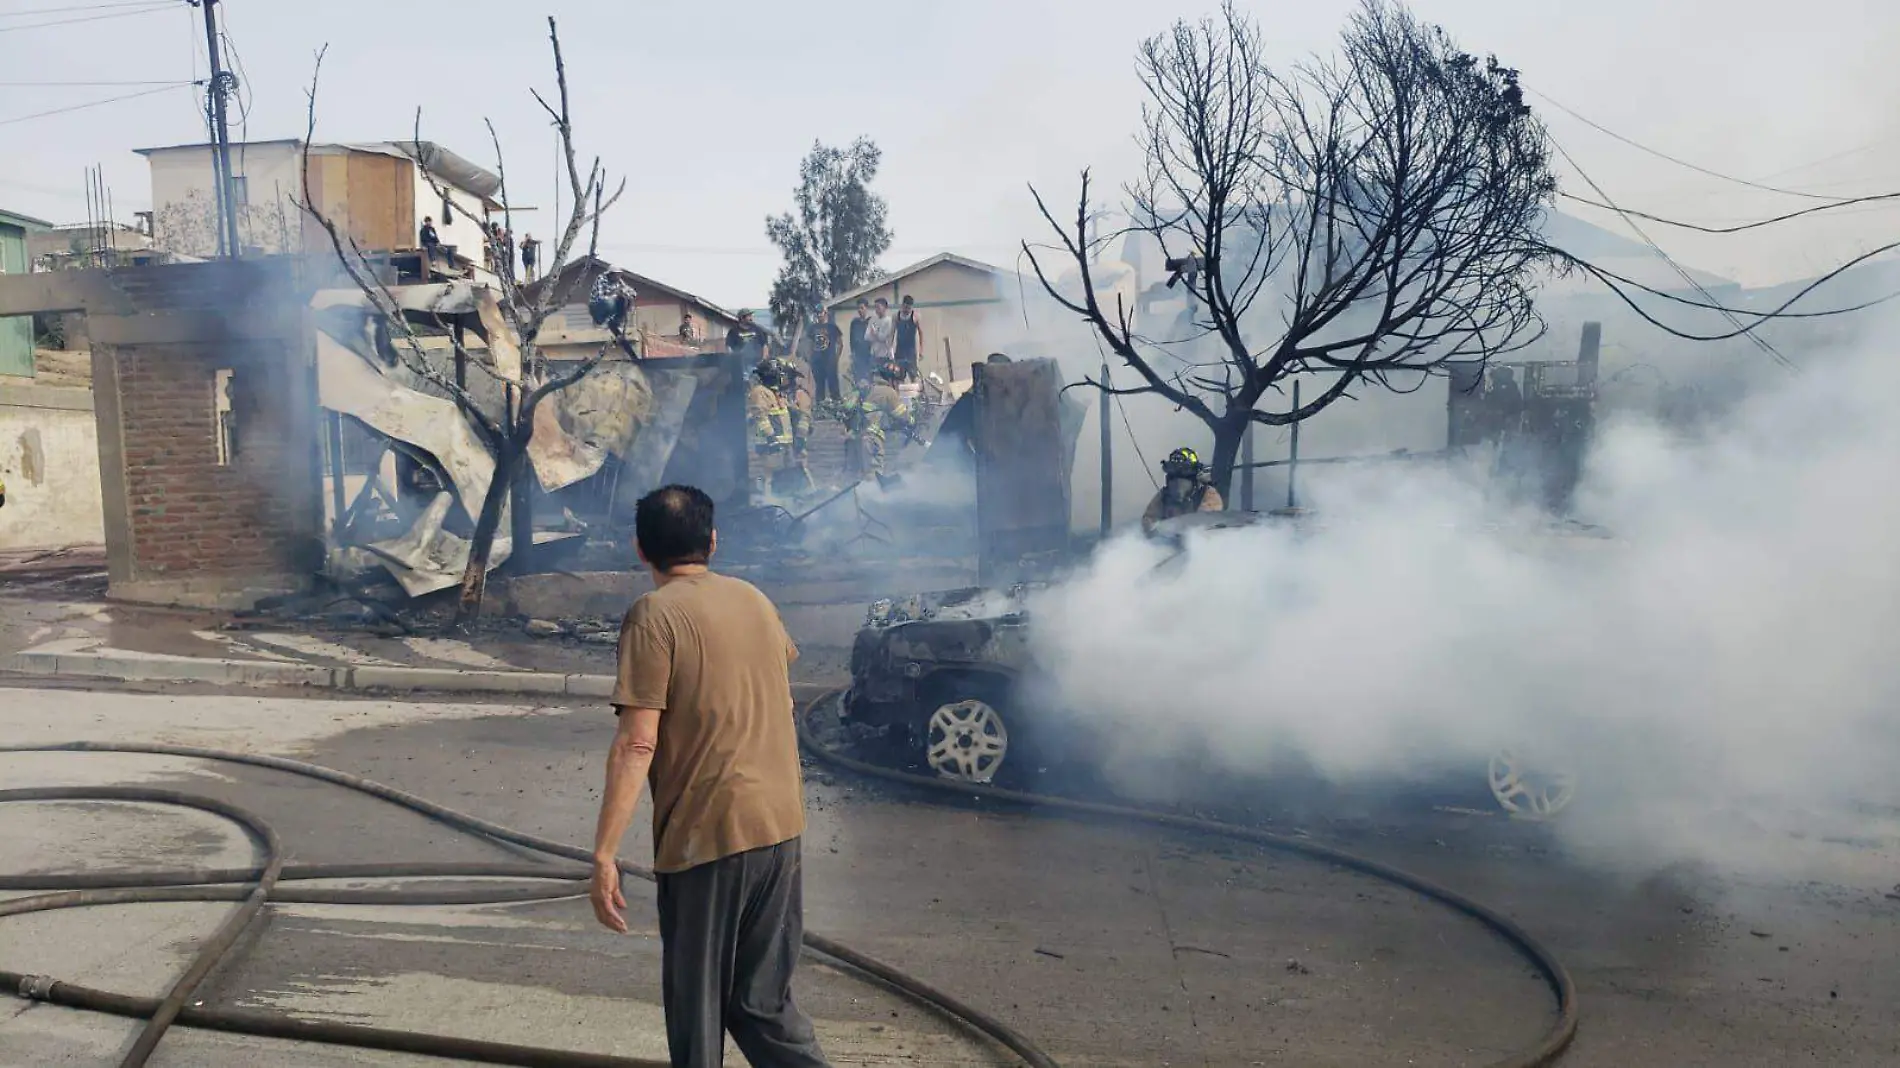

{"left": 80, "top": 259, "right": 325, "bottom": 608}
{"left": 105, "top": 339, "right": 318, "bottom": 598}
{"left": 0, "top": 384, "right": 105, "bottom": 550}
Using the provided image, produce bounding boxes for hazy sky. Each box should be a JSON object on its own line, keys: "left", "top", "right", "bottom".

{"left": 2, "top": 0, "right": 1896, "bottom": 308}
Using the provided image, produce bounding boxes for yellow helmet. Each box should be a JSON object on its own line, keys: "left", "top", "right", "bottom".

{"left": 1163, "top": 447, "right": 1203, "bottom": 479}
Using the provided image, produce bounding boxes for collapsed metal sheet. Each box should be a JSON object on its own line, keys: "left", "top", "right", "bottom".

{"left": 360, "top": 491, "right": 576, "bottom": 598}
{"left": 315, "top": 330, "right": 496, "bottom": 526}
{"left": 527, "top": 362, "right": 654, "bottom": 491}
{"left": 473, "top": 287, "right": 522, "bottom": 382}
{"left": 613, "top": 371, "right": 697, "bottom": 510}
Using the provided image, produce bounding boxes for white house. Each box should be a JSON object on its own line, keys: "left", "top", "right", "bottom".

{"left": 135, "top": 139, "right": 505, "bottom": 277}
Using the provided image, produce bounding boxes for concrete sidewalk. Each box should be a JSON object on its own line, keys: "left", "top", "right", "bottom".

{"left": 0, "top": 575, "right": 867, "bottom": 696}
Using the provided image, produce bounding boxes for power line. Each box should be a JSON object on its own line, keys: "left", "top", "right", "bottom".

{"left": 1548, "top": 134, "right": 1798, "bottom": 371}
{"left": 0, "top": 78, "right": 186, "bottom": 86}
{"left": 1559, "top": 189, "right": 1900, "bottom": 235}
{"left": 0, "top": 1, "right": 176, "bottom": 33}
{"left": 0, "top": 82, "right": 197, "bottom": 128}
{"left": 1530, "top": 88, "right": 1840, "bottom": 202}
{"left": 0, "top": 0, "right": 170, "bottom": 16}
{"left": 1756, "top": 136, "right": 1900, "bottom": 183}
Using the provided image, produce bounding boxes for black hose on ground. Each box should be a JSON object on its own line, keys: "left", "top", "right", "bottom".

{"left": 793, "top": 692, "right": 1580, "bottom": 1068}
{"left": 0, "top": 739, "right": 1062, "bottom": 1068}
{"left": 2, "top": 688, "right": 1580, "bottom": 1068}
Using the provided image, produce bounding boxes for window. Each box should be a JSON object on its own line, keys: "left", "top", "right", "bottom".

{"left": 214, "top": 369, "right": 237, "bottom": 465}
{"left": 229, "top": 175, "right": 249, "bottom": 207}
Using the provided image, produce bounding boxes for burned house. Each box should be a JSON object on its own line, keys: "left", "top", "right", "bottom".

{"left": 1447, "top": 324, "right": 1601, "bottom": 512}
{"left": 0, "top": 255, "right": 752, "bottom": 608}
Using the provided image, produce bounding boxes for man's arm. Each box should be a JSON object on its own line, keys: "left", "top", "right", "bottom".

{"left": 590, "top": 705, "right": 661, "bottom": 934}
{"left": 1141, "top": 489, "right": 1164, "bottom": 533}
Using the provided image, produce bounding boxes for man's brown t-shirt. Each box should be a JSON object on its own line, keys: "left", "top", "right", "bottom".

{"left": 611, "top": 571, "right": 806, "bottom": 873}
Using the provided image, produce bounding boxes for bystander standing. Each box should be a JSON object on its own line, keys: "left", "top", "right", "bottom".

{"left": 590, "top": 485, "right": 831, "bottom": 1068}
{"left": 847, "top": 299, "right": 873, "bottom": 387}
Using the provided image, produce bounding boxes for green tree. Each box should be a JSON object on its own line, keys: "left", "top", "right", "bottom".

{"left": 766, "top": 138, "right": 893, "bottom": 325}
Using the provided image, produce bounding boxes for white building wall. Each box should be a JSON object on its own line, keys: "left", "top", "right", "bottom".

{"left": 148, "top": 142, "right": 307, "bottom": 258}
{"left": 413, "top": 166, "right": 492, "bottom": 266}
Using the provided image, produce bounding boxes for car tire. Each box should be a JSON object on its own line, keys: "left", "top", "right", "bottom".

{"left": 915, "top": 679, "right": 1036, "bottom": 787}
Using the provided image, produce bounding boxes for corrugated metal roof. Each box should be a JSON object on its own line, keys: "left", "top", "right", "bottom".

{"left": 827, "top": 252, "right": 1010, "bottom": 308}
{"left": 134, "top": 139, "right": 504, "bottom": 203}
{"left": 0, "top": 207, "right": 54, "bottom": 231}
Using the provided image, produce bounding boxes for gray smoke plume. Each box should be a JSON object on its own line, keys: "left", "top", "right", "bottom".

{"left": 1029, "top": 324, "right": 1900, "bottom": 880}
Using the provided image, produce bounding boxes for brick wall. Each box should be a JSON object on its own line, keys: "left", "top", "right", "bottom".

{"left": 109, "top": 338, "right": 319, "bottom": 585}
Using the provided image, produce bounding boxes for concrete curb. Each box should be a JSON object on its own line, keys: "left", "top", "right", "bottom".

{"left": 0, "top": 648, "right": 616, "bottom": 698}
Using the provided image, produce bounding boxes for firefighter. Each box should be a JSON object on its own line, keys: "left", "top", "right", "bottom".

{"left": 846, "top": 361, "right": 914, "bottom": 479}
{"left": 1141, "top": 447, "right": 1223, "bottom": 534}
{"left": 748, "top": 357, "right": 811, "bottom": 495}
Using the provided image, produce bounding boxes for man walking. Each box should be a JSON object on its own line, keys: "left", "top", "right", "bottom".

{"left": 590, "top": 485, "right": 830, "bottom": 1068}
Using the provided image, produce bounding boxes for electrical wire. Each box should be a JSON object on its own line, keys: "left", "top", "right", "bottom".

{"left": 1559, "top": 189, "right": 1900, "bottom": 234}
{"left": 0, "top": 81, "right": 198, "bottom": 128}
{"left": 1549, "top": 135, "right": 1799, "bottom": 371}
{"left": 0, "top": 0, "right": 166, "bottom": 16}
{"left": 1529, "top": 88, "right": 1837, "bottom": 201}
{"left": 0, "top": 78, "right": 187, "bottom": 86}
{"left": 1755, "top": 135, "right": 1900, "bottom": 183}
{"left": 0, "top": 1, "right": 177, "bottom": 33}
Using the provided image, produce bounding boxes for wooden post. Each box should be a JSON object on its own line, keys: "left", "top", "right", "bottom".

{"left": 1240, "top": 417, "right": 1254, "bottom": 511}
{"left": 943, "top": 337, "right": 953, "bottom": 382}
{"left": 1285, "top": 379, "right": 1301, "bottom": 511}
{"left": 1099, "top": 361, "right": 1113, "bottom": 537}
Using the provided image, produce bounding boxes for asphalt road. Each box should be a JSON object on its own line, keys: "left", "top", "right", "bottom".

{"left": 2, "top": 684, "right": 1896, "bottom": 1067}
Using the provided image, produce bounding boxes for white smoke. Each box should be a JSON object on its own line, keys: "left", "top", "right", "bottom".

{"left": 1029, "top": 325, "right": 1900, "bottom": 879}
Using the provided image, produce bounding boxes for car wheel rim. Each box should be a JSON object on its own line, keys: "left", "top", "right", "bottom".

{"left": 1488, "top": 747, "right": 1577, "bottom": 821}
{"left": 925, "top": 699, "right": 1009, "bottom": 783}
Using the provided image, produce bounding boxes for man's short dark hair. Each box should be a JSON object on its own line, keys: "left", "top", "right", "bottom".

{"left": 635, "top": 485, "right": 716, "bottom": 571}
{"left": 856, "top": 299, "right": 869, "bottom": 308}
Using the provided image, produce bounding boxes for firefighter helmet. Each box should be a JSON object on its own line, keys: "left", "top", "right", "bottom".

{"left": 1162, "top": 447, "right": 1204, "bottom": 480}
{"left": 754, "top": 358, "right": 790, "bottom": 389}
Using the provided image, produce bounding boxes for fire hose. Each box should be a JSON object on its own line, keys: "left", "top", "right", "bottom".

{"left": 0, "top": 690, "right": 1577, "bottom": 1068}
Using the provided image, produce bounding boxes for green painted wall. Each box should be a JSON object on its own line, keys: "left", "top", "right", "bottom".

{"left": 0, "top": 221, "right": 32, "bottom": 377}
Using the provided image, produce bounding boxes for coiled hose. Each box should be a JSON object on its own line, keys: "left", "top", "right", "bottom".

{"left": 0, "top": 690, "right": 1576, "bottom": 1068}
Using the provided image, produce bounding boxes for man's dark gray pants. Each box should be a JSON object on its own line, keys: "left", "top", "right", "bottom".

{"left": 655, "top": 837, "right": 831, "bottom": 1068}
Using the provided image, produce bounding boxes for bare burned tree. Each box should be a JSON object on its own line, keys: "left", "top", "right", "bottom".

{"left": 299, "top": 19, "right": 625, "bottom": 628}
{"left": 1026, "top": 0, "right": 1559, "bottom": 495}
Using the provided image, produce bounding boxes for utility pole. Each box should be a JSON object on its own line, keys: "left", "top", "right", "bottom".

{"left": 198, "top": 0, "right": 241, "bottom": 258}
{"left": 1285, "top": 379, "right": 1301, "bottom": 511}
{"left": 1240, "top": 418, "right": 1254, "bottom": 511}
{"left": 1098, "top": 359, "right": 1113, "bottom": 537}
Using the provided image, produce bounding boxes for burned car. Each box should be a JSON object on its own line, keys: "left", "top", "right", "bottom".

{"left": 845, "top": 584, "right": 1055, "bottom": 785}
{"left": 845, "top": 509, "right": 1583, "bottom": 819}
{"left": 845, "top": 511, "right": 1274, "bottom": 786}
